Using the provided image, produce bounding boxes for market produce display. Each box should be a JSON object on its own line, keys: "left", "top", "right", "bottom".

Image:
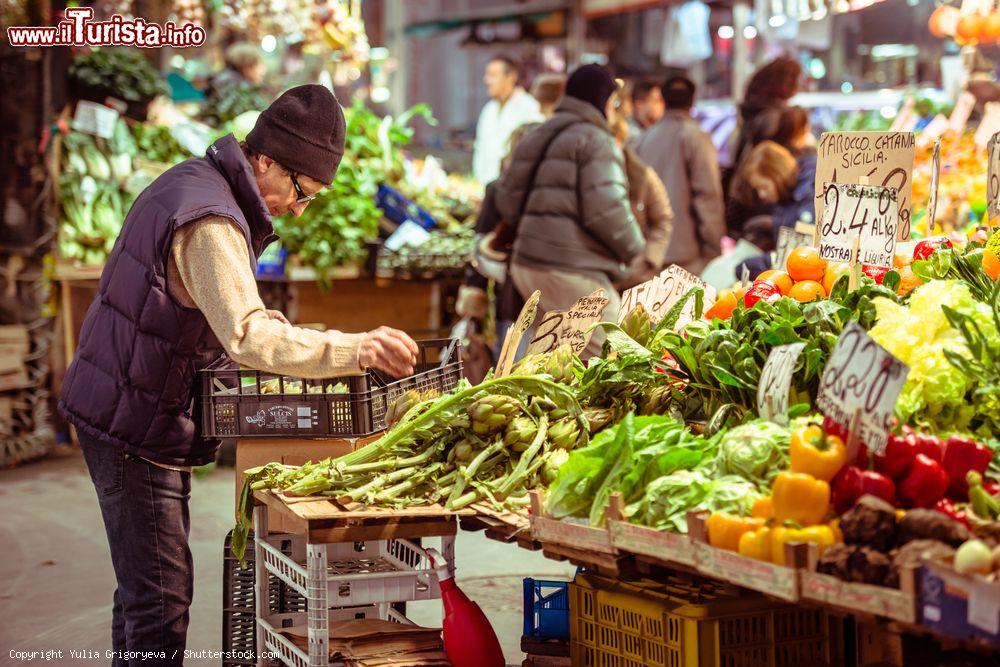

{"left": 376, "top": 227, "right": 475, "bottom": 278}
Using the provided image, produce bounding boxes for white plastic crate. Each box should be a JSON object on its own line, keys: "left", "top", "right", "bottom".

{"left": 259, "top": 606, "right": 413, "bottom": 667}
{"left": 258, "top": 533, "right": 442, "bottom": 607}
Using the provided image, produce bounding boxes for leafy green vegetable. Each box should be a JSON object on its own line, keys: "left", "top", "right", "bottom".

{"left": 625, "top": 470, "right": 762, "bottom": 533}
{"left": 714, "top": 420, "right": 790, "bottom": 489}
{"left": 68, "top": 48, "right": 169, "bottom": 103}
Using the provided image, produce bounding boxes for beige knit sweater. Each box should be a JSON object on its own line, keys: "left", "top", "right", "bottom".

{"left": 167, "top": 216, "right": 364, "bottom": 378}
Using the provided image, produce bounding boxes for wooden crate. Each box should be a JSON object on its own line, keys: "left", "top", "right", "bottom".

{"left": 252, "top": 489, "right": 469, "bottom": 543}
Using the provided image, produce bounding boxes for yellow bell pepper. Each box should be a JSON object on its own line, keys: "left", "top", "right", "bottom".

{"left": 772, "top": 471, "right": 830, "bottom": 527}
{"left": 752, "top": 496, "right": 773, "bottom": 519}
{"left": 770, "top": 524, "right": 837, "bottom": 566}
{"left": 738, "top": 526, "right": 773, "bottom": 562}
{"left": 789, "top": 424, "right": 848, "bottom": 482}
{"left": 707, "top": 512, "right": 765, "bottom": 552}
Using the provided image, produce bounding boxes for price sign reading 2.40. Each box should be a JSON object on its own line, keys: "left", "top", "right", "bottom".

{"left": 618, "top": 265, "right": 715, "bottom": 327}
{"left": 816, "top": 323, "right": 909, "bottom": 456}
{"left": 818, "top": 182, "right": 898, "bottom": 269}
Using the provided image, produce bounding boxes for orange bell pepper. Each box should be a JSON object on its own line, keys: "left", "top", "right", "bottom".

{"left": 752, "top": 496, "right": 774, "bottom": 519}
{"left": 770, "top": 524, "right": 836, "bottom": 566}
{"left": 738, "top": 526, "right": 773, "bottom": 562}
{"left": 707, "top": 512, "right": 765, "bottom": 552}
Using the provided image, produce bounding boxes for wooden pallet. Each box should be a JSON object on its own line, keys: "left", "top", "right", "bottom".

{"left": 253, "top": 489, "right": 471, "bottom": 542}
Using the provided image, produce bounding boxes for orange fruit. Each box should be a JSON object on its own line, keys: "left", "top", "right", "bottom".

{"left": 823, "top": 263, "right": 850, "bottom": 295}
{"left": 893, "top": 253, "right": 912, "bottom": 269}
{"left": 983, "top": 247, "right": 1000, "bottom": 281}
{"left": 786, "top": 247, "right": 828, "bottom": 282}
{"left": 956, "top": 14, "right": 982, "bottom": 44}
{"left": 788, "top": 280, "right": 826, "bottom": 302}
{"left": 897, "top": 265, "right": 923, "bottom": 296}
{"left": 983, "top": 11, "right": 1000, "bottom": 43}
{"left": 757, "top": 270, "right": 794, "bottom": 295}
{"left": 704, "top": 290, "right": 738, "bottom": 320}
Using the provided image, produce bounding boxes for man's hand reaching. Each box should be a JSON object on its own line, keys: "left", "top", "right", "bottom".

{"left": 359, "top": 326, "right": 419, "bottom": 377}
{"left": 266, "top": 310, "right": 290, "bottom": 325}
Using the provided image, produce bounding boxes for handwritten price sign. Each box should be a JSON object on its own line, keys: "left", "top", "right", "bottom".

{"left": 816, "top": 323, "right": 909, "bottom": 456}
{"left": 526, "top": 289, "right": 609, "bottom": 355}
{"left": 818, "top": 183, "right": 898, "bottom": 269}
{"left": 757, "top": 343, "right": 805, "bottom": 425}
{"left": 618, "top": 265, "right": 715, "bottom": 327}
{"left": 815, "top": 131, "right": 915, "bottom": 240}
{"left": 988, "top": 132, "right": 1000, "bottom": 221}
{"left": 495, "top": 290, "right": 540, "bottom": 378}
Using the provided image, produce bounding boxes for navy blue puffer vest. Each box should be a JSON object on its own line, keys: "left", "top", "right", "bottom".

{"left": 59, "top": 135, "right": 277, "bottom": 466}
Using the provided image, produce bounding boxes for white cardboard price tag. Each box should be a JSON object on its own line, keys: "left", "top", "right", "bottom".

{"left": 818, "top": 183, "right": 899, "bottom": 269}
{"left": 775, "top": 226, "right": 814, "bottom": 272}
{"left": 526, "top": 289, "right": 609, "bottom": 356}
{"left": 495, "top": 290, "right": 540, "bottom": 378}
{"left": 816, "top": 323, "right": 909, "bottom": 455}
{"left": 987, "top": 132, "right": 1000, "bottom": 221}
{"left": 815, "top": 132, "right": 915, "bottom": 241}
{"left": 968, "top": 585, "right": 1000, "bottom": 635}
{"left": 72, "top": 100, "right": 119, "bottom": 139}
{"left": 757, "top": 343, "right": 805, "bottom": 425}
{"left": 618, "top": 265, "right": 715, "bottom": 328}
{"left": 928, "top": 140, "right": 942, "bottom": 236}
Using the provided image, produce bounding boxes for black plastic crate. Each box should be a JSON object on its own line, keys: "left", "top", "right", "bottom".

{"left": 200, "top": 338, "right": 461, "bottom": 440}
{"left": 223, "top": 530, "right": 306, "bottom": 666}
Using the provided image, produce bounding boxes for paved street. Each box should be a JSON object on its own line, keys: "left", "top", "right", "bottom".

{"left": 0, "top": 449, "right": 574, "bottom": 666}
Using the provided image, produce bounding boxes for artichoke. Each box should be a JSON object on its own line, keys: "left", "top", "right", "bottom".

{"left": 504, "top": 416, "right": 539, "bottom": 452}
{"left": 452, "top": 440, "right": 474, "bottom": 464}
{"left": 583, "top": 407, "right": 615, "bottom": 433}
{"left": 548, "top": 417, "right": 582, "bottom": 450}
{"left": 639, "top": 385, "right": 672, "bottom": 416}
{"left": 620, "top": 304, "right": 652, "bottom": 347}
{"left": 385, "top": 389, "right": 421, "bottom": 428}
{"left": 542, "top": 449, "right": 570, "bottom": 485}
{"left": 468, "top": 395, "right": 521, "bottom": 434}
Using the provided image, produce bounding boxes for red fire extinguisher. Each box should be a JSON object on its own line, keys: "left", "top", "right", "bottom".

{"left": 426, "top": 549, "right": 504, "bottom": 667}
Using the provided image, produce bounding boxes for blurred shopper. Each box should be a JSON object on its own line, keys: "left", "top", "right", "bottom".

{"left": 472, "top": 56, "right": 544, "bottom": 185}
{"left": 726, "top": 106, "right": 814, "bottom": 239}
{"left": 59, "top": 85, "right": 418, "bottom": 663}
{"left": 608, "top": 99, "right": 674, "bottom": 288}
{"left": 497, "top": 64, "right": 645, "bottom": 357}
{"left": 727, "top": 56, "right": 803, "bottom": 181}
{"left": 626, "top": 79, "right": 666, "bottom": 139}
{"left": 731, "top": 140, "right": 816, "bottom": 277}
{"left": 207, "top": 42, "right": 265, "bottom": 93}
{"left": 455, "top": 74, "right": 567, "bottom": 348}
{"left": 633, "top": 76, "right": 725, "bottom": 274}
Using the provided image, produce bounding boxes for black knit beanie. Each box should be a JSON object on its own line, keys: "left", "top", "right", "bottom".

{"left": 246, "top": 84, "right": 346, "bottom": 185}
{"left": 565, "top": 64, "right": 618, "bottom": 118}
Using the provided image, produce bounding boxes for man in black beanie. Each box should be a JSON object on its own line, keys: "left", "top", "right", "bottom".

{"left": 60, "top": 84, "right": 418, "bottom": 664}
{"left": 496, "top": 64, "right": 645, "bottom": 358}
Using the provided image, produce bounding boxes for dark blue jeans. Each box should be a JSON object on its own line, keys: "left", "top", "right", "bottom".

{"left": 79, "top": 433, "right": 192, "bottom": 666}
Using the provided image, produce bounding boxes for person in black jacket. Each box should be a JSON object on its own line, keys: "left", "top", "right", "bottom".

{"left": 497, "top": 64, "right": 644, "bottom": 357}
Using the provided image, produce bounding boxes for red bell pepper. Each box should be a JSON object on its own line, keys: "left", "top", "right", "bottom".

{"left": 743, "top": 280, "right": 781, "bottom": 308}
{"left": 832, "top": 465, "right": 896, "bottom": 513}
{"left": 942, "top": 435, "right": 994, "bottom": 499}
{"left": 912, "top": 432, "right": 943, "bottom": 463}
{"left": 861, "top": 265, "right": 890, "bottom": 284}
{"left": 931, "top": 498, "right": 971, "bottom": 527}
{"left": 912, "top": 237, "right": 953, "bottom": 260}
{"left": 898, "top": 454, "right": 949, "bottom": 508}
{"left": 874, "top": 432, "right": 918, "bottom": 479}
{"left": 823, "top": 415, "right": 847, "bottom": 441}
{"left": 984, "top": 479, "right": 1000, "bottom": 496}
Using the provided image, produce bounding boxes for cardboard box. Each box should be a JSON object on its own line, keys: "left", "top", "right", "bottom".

{"left": 235, "top": 434, "right": 381, "bottom": 533}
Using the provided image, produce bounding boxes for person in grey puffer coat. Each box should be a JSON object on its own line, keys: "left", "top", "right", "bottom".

{"left": 496, "top": 64, "right": 645, "bottom": 357}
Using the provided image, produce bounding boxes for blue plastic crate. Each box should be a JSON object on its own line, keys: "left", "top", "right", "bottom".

{"left": 523, "top": 578, "right": 570, "bottom": 641}
{"left": 255, "top": 244, "right": 287, "bottom": 279}
{"left": 376, "top": 183, "right": 437, "bottom": 230}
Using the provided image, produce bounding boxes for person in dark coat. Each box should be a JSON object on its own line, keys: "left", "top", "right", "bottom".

{"left": 59, "top": 86, "right": 418, "bottom": 661}
{"left": 496, "top": 64, "right": 645, "bottom": 357}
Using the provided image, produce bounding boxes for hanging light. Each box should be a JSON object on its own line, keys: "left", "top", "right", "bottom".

{"left": 261, "top": 34, "right": 277, "bottom": 52}
{"left": 718, "top": 25, "right": 735, "bottom": 39}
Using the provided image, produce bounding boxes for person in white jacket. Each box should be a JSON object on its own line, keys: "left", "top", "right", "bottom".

{"left": 472, "top": 56, "right": 544, "bottom": 185}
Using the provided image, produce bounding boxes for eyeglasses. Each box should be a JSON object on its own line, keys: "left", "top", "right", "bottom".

{"left": 287, "top": 171, "right": 316, "bottom": 204}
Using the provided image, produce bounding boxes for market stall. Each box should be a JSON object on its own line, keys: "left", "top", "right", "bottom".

{"left": 214, "top": 119, "right": 1000, "bottom": 665}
